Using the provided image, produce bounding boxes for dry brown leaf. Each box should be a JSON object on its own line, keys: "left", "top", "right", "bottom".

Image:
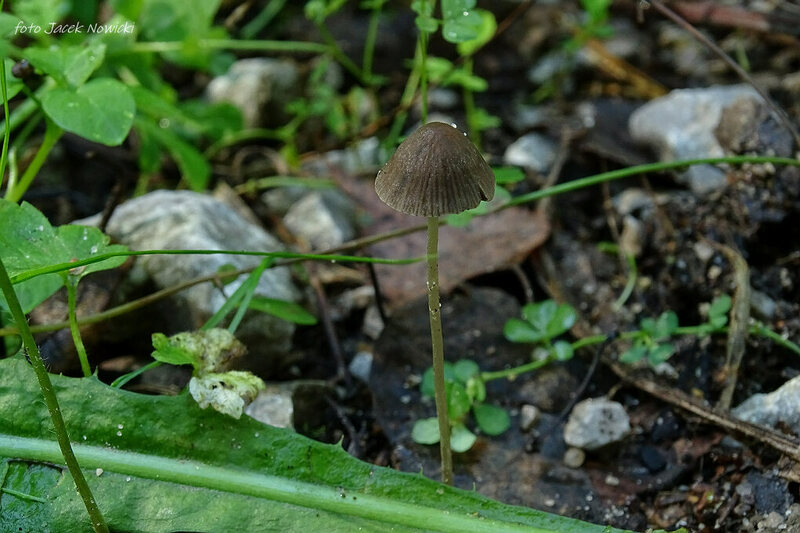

{"left": 337, "top": 172, "right": 549, "bottom": 306}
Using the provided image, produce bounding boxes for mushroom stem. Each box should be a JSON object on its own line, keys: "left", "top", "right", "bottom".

{"left": 426, "top": 215, "right": 453, "bottom": 485}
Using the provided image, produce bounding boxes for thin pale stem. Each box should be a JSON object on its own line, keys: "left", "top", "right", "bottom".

{"left": 0, "top": 258, "right": 108, "bottom": 532}
{"left": 426, "top": 216, "right": 453, "bottom": 485}
{"left": 5, "top": 119, "right": 63, "bottom": 203}
{"left": 66, "top": 278, "right": 92, "bottom": 377}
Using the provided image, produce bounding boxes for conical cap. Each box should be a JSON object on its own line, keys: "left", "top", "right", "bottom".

{"left": 375, "top": 122, "right": 495, "bottom": 217}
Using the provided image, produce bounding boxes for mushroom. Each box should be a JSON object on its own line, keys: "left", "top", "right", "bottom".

{"left": 375, "top": 121, "right": 495, "bottom": 484}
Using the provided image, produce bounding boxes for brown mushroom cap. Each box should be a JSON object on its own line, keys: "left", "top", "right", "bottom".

{"left": 375, "top": 122, "right": 495, "bottom": 217}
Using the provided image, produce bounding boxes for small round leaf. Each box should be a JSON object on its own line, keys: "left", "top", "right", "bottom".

{"left": 450, "top": 424, "right": 477, "bottom": 452}
{"left": 41, "top": 78, "right": 134, "bottom": 146}
{"left": 411, "top": 418, "right": 441, "bottom": 445}
{"left": 473, "top": 403, "right": 510, "bottom": 436}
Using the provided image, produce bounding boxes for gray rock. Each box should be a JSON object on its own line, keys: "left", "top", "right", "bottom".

{"left": 283, "top": 190, "right": 357, "bottom": 250}
{"left": 507, "top": 104, "right": 549, "bottom": 133}
{"left": 362, "top": 304, "right": 385, "bottom": 339}
{"left": 245, "top": 380, "right": 332, "bottom": 429}
{"left": 245, "top": 384, "right": 294, "bottom": 428}
{"left": 206, "top": 58, "right": 299, "bottom": 128}
{"left": 101, "top": 190, "right": 300, "bottom": 372}
{"left": 428, "top": 88, "right": 459, "bottom": 110}
{"left": 750, "top": 290, "right": 777, "bottom": 321}
{"left": 612, "top": 188, "right": 654, "bottom": 216}
{"left": 563, "top": 398, "right": 631, "bottom": 450}
{"left": 503, "top": 132, "right": 557, "bottom": 173}
{"left": 260, "top": 186, "right": 309, "bottom": 217}
{"left": 629, "top": 85, "right": 762, "bottom": 194}
{"left": 527, "top": 51, "right": 568, "bottom": 85}
{"left": 519, "top": 404, "right": 540, "bottom": 432}
{"left": 348, "top": 351, "right": 373, "bottom": 383}
{"left": 330, "top": 285, "right": 374, "bottom": 322}
{"left": 563, "top": 447, "right": 586, "bottom": 468}
{"left": 733, "top": 374, "right": 800, "bottom": 435}
{"left": 302, "top": 137, "right": 383, "bottom": 177}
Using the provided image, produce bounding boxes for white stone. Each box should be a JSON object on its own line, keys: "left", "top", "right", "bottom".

{"left": 733, "top": 374, "right": 800, "bottom": 435}
{"left": 503, "top": 132, "right": 557, "bottom": 173}
{"left": 629, "top": 85, "right": 762, "bottom": 194}
{"left": 563, "top": 397, "right": 631, "bottom": 450}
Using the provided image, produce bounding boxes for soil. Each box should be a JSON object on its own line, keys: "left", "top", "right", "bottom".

{"left": 13, "top": 2, "right": 800, "bottom": 532}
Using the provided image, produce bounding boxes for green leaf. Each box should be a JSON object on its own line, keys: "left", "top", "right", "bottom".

{"left": 473, "top": 403, "right": 510, "bottom": 436}
{"left": 456, "top": 9, "right": 497, "bottom": 56}
{"left": 470, "top": 107, "right": 501, "bottom": 130}
{"left": 411, "top": 417, "right": 441, "bottom": 445}
{"left": 445, "top": 68, "right": 488, "bottom": 91}
{"left": 522, "top": 300, "right": 556, "bottom": 332}
{"left": 503, "top": 317, "right": 544, "bottom": 344}
{"left": 40, "top": 78, "right": 135, "bottom": 146}
{"left": 56, "top": 225, "right": 128, "bottom": 280}
{"left": 653, "top": 311, "right": 678, "bottom": 339}
{"left": 465, "top": 376, "right": 486, "bottom": 404}
{"left": 453, "top": 359, "right": 479, "bottom": 383}
{"left": 2, "top": 59, "right": 24, "bottom": 99}
{"left": 421, "top": 363, "right": 455, "bottom": 397}
{"left": 11, "top": 0, "right": 66, "bottom": 32}
{"left": 545, "top": 303, "right": 577, "bottom": 339}
{"left": 450, "top": 423, "right": 477, "bottom": 452}
{"left": 180, "top": 99, "right": 243, "bottom": 140}
{"left": 248, "top": 296, "right": 317, "bottom": 325}
{"left": 640, "top": 317, "right": 656, "bottom": 335}
{"left": 647, "top": 343, "right": 675, "bottom": 366}
{"left": 709, "top": 294, "right": 731, "bottom": 320}
{"left": 0, "top": 200, "right": 128, "bottom": 314}
{"left": 0, "top": 357, "right": 631, "bottom": 532}
{"left": 492, "top": 166, "right": 525, "bottom": 185}
{"left": 23, "top": 41, "right": 106, "bottom": 88}
{"left": 151, "top": 328, "right": 246, "bottom": 374}
{"left": 710, "top": 315, "right": 727, "bottom": 329}
{"left": 552, "top": 340, "right": 574, "bottom": 362}
{"left": 0, "top": 13, "right": 23, "bottom": 39}
{"left": 619, "top": 345, "right": 646, "bottom": 364}
{"left": 134, "top": 116, "right": 211, "bottom": 190}
{"left": 441, "top": 0, "right": 482, "bottom": 43}
{"left": 415, "top": 15, "right": 439, "bottom": 33}
{"left": 444, "top": 210, "right": 474, "bottom": 228}
{"left": 304, "top": 0, "right": 347, "bottom": 24}
{"left": 411, "top": 0, "right": 434, "bottom": 17}
{"left": 424, "top": 56, "right": 454, "bottom": 84}
{"left": 447, "top": 382, "right": 471, "bottom": 421}
{"left": 151, "top": 332, "right": 198, "bottom": 367}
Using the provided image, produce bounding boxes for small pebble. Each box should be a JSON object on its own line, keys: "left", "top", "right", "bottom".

{"left": 519, "top": 404, "right": 540, "bottom": 432}
{"left": 564, "top": 447, "right": 586, "bottom": 468}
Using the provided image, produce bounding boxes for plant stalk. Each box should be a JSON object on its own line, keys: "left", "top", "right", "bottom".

{"left": 66, "top": 277, "right": 92, "bottom": 377}
{"left": 426, "top": 216, "right": 453, "bottom": 485}
{"left": 0, "top": 258, "right": 109, "bottom": 533}
{"left": 5, "top": 118, "right": 63, "bottom": 203}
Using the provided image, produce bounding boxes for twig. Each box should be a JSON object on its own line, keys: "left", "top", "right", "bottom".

{"left": 609, "top": 361, "right": 800, "bottom": 463}
{"left": 557, "top": 336, "right": 609, "bottom": 421}
{"left": 309, "top": 262, "right": 350, "bottom": 387}
{"left": 509, "top": 264, "right": 534, "bottom": 304}
{"left": 702, "top": 239, "right": 750, "bottom": 410}
{"left": 325, "top": 395, "right": 362, "bottom": 458}
{"left": 367, "top": 261, "right": 388, "bottom": 324}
